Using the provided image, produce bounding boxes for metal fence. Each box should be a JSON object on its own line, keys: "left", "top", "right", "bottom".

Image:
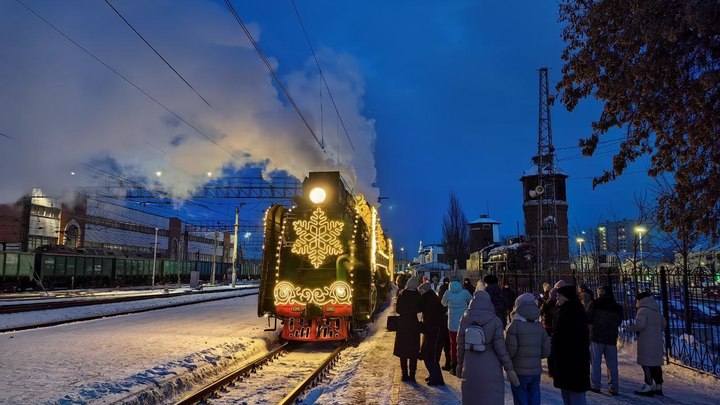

{"left": 496, "top": 264, "right": 720, "bottom": 378}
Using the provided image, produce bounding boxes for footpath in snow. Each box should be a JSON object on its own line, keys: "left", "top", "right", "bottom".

{"left": 326, "top": 299, "right": 719, "bottom": 405}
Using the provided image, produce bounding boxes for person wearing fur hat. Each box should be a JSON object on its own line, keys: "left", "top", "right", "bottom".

{"left": 418, "top": 281, "right": 446, "bottom": 386}
{"left": 393, "top": 276, "right": 422, "bottom": 382}
{"left": 550, "top": 285, "right": 591, "bottom": 405}
{"left": 586, "top": 285, "right": 623, "bottom": 396}
{"left": 626, "top": 291, "right": 667, "bottom": 396}
{"left": 441, "top": 277, "right": 473, "bottom": 375}
{"left": 457, "top": 290, "right": 519, "bottom": 405}
{"left": 505, "top": 292, "right": 551, "bottom": 405}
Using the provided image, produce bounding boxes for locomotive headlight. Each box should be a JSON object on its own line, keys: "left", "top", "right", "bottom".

{"left": 309, "top": 187, "right": 326, "bottom": 204}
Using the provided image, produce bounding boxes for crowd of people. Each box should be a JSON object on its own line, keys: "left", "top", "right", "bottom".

{"left": 392, "top": 273, "right": 667, "bottom": 405}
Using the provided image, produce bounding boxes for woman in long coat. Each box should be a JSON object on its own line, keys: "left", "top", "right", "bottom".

{"left": 393, "top": 276, "right": 421, "bottom": 382}
{"left": 551, "top": 285, "right": 590, "bottom": 405}
{"left": 418, "top": 281, "right": 446, "bottom": 385}
{"left": 457, "top": 290, "right": 519, "bottom": 405}
{"left": 626, "top": 291, "right": 667, "bottom": 396}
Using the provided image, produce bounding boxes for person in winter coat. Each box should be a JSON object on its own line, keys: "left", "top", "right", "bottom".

{"left": 550, "top": 285, "right": 591, "bottom": 405}
{"left": 483, "top": 274, "right": 508, "bottom": 327}
{"left": 505, "top": 293, "right": 551, "bottom": 405}
{"left": 441, "top": 278, "right": 473, "bottom": 375}
{"left": 395, "top": 273, "right": 408, "bottom": 294}
{"left": 586, "top": 285, "right": 623, "bottom": 395}
{"left": 438, "top": 277, "right": 452, "bottom": 370}
{"left": 418, "top": 282, "right": 446, "bottom": 386}
{"left": 393, "top": 276, "right": 421, "bottom": 382}
{"left": 463, "top": 278, "right": 476, "bottom": 295}
{"left": 577, "top": 284, "right": 594, "bottom": 314}
{"left": 626, "top": 291, "right": 667, "bottom": 396}
{"left": 502, "top": 283, "right": 517, "bottom": 313}
{"left": 438, "top": 277, "right": 451, "bottom": 300}
{"left": 457, "top": 290, "right": 519, "bottom": 405}
{"left": 540, "top": 288, "right": 559, "bottom": 337}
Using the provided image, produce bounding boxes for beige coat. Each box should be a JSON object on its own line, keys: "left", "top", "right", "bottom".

{"left": 627, "top": 296, "right": 667, "bottom": 366}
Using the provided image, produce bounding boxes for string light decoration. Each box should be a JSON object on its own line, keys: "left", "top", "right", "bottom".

{"left": 291, "top": 207, "right": 344, "bottom": 268}
{"left": 274, "top": 280, "right": 352, "bottom": 306}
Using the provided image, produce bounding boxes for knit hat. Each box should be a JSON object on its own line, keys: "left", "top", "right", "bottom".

{"left": 405, "top": 276, "right": 420, "bottom": 290}
{"left": 553, "top": 280, "right": 567, "bottom": 289}
{"left": 514, "top": 292, "right": 536, "bottom": 308}
{"left": 550, "top": 288, "right": 558, "bottom": 300}
{"left": 556, "top": 285, "right": 577, "bottom": 301}
{"left": 483, "top": 274, "right": 499, "bottom": 285}
{"left": 418, "top": 282, "right": 433, "bottom": 295}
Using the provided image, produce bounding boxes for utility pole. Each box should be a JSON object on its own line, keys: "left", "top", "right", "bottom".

{"left": 231, "top": 207, "right": 239, "bottom": 288}
{"left": 211, "top": 230, "right": 218, "bottom": 285}
{"left": 152, "top": 227, "right": 159, "bottom": 287}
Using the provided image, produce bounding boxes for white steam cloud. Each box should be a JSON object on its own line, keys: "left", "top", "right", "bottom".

{"left": 0, "top": 1, "right": 378, "bottom": 204}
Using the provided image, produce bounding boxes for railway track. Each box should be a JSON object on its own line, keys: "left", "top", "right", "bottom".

{"left": 176, "top": 341, "right": 347, "bottom": 405}
{"left": 0, "top": 286, "right": 257, "bottom": 314}
{"left": 0, "top": 289, "right": 258, "bottom": 333}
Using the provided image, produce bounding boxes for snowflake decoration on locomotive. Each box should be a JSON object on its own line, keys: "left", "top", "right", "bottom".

{"left": 291, "top": 207, "right": 344, "bottom": 268}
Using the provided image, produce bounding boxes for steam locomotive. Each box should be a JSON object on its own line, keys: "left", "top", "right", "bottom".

{"left": 257, "top": 171, "right": 393, "bottom": 341}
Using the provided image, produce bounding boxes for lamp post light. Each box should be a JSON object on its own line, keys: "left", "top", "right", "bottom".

{"left": 152, "top": 227, "right": 159, "bottom": 287}
{"left": 634, "top": 225, "right": 647, "bottom": 270}
{"left": 242, "top": 232, "right": 251, "bottom": 280}
{"left": 576, "top": 236, "right": 585, "bottom": 274}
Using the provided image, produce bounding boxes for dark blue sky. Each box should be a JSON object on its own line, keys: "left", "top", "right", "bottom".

{"left": 0, "top": 1, "right": 653, "bottom": 258}
{"left": 237, "top": 1, "right": 651, "bottom": 253}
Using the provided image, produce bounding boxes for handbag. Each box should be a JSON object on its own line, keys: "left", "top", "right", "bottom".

{"left": 386, "top": 315, "right": 399, "bottom": 331}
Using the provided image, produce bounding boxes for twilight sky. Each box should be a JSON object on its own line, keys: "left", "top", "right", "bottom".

{"left": 0, "top": 1, "right": 653, "bottom": 257}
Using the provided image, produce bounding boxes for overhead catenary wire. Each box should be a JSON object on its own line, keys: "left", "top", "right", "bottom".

{"left": 103, "top": 0, "right": 212, "bottom": 108}
{"left": 290, "top": 0, "right": 355, "bottom": 151}
{"left": 15, "top": 0, "right": 241, "bottom": 162}
{"left": 223, "top": 0, "right": 325, "bottom": 151}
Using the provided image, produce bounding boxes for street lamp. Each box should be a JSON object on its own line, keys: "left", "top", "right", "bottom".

{"left": 634, "top": 225, "right": 647, "bottom": 268}
{"left": 575, "top": 236, "right": 585, "bottom": 273}
{"left": 152, "top": 227, "right": 159, "bottom": 287}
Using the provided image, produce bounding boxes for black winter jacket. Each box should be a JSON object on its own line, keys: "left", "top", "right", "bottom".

{"left": 587, "top": 296, "right": 623, "bottom": 345}
{"left": 550, "top": 298, "right": 591, "bottom": 392}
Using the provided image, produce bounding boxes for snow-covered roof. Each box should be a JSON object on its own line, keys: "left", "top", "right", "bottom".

{"left": 488, "top": 243, "right": 522, "bottom": 255}
{"left": 470, "top": 216, "right": 500, "bottom": 225}
{"left": 412, "top": 261, "right": 451, "bottom": 271}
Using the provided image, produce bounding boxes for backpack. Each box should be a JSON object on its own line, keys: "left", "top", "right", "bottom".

{"left": 464, "top": 322, "right": 487, "bottom": 352}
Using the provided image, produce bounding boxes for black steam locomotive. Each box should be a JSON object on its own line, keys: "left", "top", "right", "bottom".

{"left": 257, "top": 171, "right": 393, "bottom": 341}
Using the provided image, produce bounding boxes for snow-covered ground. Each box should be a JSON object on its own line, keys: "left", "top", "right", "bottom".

{"left": 0, "top": 290, "right": 717, "bottom": 404}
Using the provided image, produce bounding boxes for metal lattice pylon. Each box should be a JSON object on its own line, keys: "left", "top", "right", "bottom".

{"left": 536, "top": 67, "right": 560, "bottom": 280}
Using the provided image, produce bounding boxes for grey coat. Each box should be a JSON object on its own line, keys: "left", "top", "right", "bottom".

{"left": 626, "top": 296, "right": 667, "bottom": 366}
{"left": 457, "top": 290, "right": 515, "bottom": 405}
{"left": 505, "top": 301, "right": 551, "bottom": 376}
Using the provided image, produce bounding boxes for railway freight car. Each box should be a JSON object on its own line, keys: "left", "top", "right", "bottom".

{"left": 258, "top": 171, "right": 393, "bottom": 341}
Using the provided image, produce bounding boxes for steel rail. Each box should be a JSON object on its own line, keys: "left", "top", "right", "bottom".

{"left": 174, "top": 342, "right": 292, "bottom": 405}
{"left": 278, "top": 342, "right": 347, "bottom": 405}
